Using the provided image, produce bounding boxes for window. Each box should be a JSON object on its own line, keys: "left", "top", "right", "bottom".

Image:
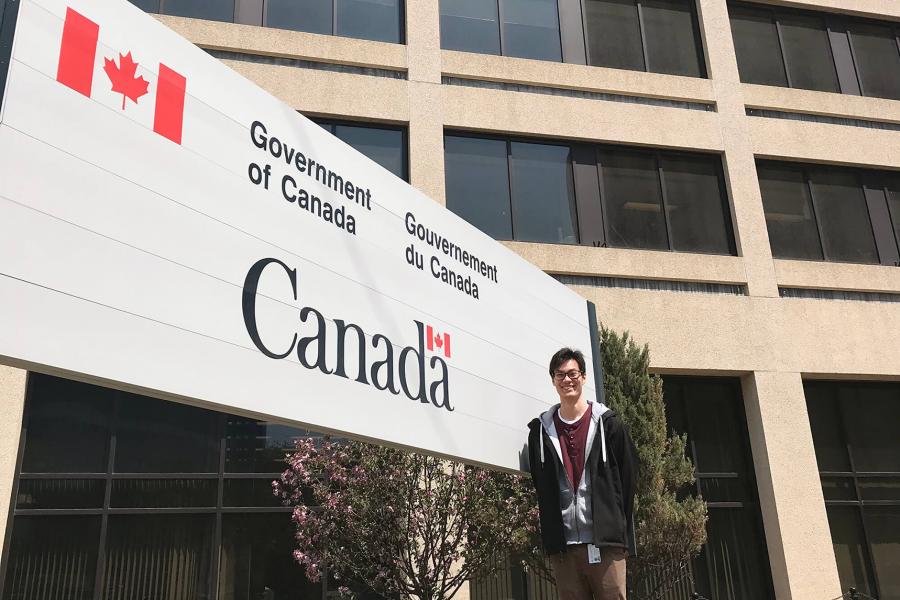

{"left": 1, "top": 373, "right": 341, "bottom": 600}
{"left": 440, "top": 0, "right": 705, "bottom": 75}
{"left": 439, "top": 0, "right": 562, "bottom": 61}
{"left": 315, "top": 119, "right": 408, "bottom": 182}
{"left": 129, "top": 0, "right": 404, "bottom": 43}
{"left": 661, "top": 377, "right": 775, "bottom": 600}
{"left": 805, "top": 381, "right": 900, "bottom": 600}
{"left": 445, "top": 133, "right": 735, "bottom": 255}
{"left": 729, "top": 2, "right": 900, "bottom": 100}
{"left": 758, "top": 160, "right": 900, "bottom": 266}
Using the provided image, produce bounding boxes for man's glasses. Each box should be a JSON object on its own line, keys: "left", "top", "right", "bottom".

{"left": 553, "top": 370, "right": 583, "bottom": 381}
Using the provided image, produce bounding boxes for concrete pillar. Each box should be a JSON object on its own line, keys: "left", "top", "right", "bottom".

{"left": 0, "top": 366, "right": 27, "bottom": 555}
{"left": 742, "top": 371, "right": 842, "bottom": 600}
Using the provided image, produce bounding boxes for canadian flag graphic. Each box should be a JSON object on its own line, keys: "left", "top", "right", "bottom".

{"left": 426, "top": 325, "right": 451, "bottom": 358}
{"left": 55, "top": 7, "right": 186, "bottom": 144}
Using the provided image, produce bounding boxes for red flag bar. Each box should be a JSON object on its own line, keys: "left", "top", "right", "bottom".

{"left": 153, "top": 64, "right": 186, "bottom": 144}
{"left": 56, "top": 7, "right": 98, "bottom": 97}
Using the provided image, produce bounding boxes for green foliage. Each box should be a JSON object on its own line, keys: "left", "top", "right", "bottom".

{"left": 599, "top": 327, "right": 707, "bottom": 598}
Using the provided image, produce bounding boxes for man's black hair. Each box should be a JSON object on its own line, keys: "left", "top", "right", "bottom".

{"left": 548, "top": 347, "right": 586, "bottom": 377}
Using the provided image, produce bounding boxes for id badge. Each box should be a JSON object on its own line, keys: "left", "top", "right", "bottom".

{"left": 587, "top": 544, "right": 602, "bottom": 564}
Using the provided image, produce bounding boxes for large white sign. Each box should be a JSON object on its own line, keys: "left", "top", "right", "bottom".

{"left": 0, "top": 0, "right": 596, "bottom": 470}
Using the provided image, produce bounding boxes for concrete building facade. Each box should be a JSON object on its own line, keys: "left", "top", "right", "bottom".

{"left": 1, "top": 0, "right": 898, "bottom": 598}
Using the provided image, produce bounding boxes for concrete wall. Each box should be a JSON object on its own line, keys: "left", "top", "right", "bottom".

{"left": 3, "top": 0, "right": 900, "bottom": 597}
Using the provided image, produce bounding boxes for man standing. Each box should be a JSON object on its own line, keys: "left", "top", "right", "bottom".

{"left": 527, "top": 348, "right": 638, "bottom": 600}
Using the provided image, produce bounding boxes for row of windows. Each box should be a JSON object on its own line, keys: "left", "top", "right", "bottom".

{"left": 135, "top": 0, "right": 900, "bottom": 101}
{"left": 444, "top": 134, "right": 735, "bottom": 255}
{"left": 440, "top": 0, "right": 706, "bottom": 77}
{"left": 730, "top": 2, "right": 900, "bottom": 100}
{"left": 759, "top": 161, "right": 900, "bottom": 266}
{"left": 300, "top": 120, "right": 899, "bottom": 270}
{"left": 130, "top": 0, "right": 404, "bottom": 43}
{"left": 1, "top": 374, "right": 775, "bottom": 600}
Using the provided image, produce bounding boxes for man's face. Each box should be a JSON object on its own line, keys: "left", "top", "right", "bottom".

{"left": 551, "top": 358, "right": 585, "bottom": 403}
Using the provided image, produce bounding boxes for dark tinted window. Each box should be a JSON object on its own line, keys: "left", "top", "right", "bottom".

{"left": 103, "top": 515, "right": 214, "bottom": 600}
{"left": 225, "top": 418, "right": 311, "bottom": 473}
{"left": 337, "top": 0, "right": 401, "bottom": 43}
{"left": 115, "top": 394, "right": 219, "bottom": 473}
{"left": 440, "top": 0, "right": 501, "bottom": 54}
{"left": 808, "top": 169, "right": 878, "bottom": 264}
{"left": 758, "top": 163, "right": 823, "bottom": 260}
{"left": 599, "top": 150, "right": 668, "bottom": 250}
{"left": 445, "top": 136, "right": 512, "bottom": 240}
{"left": 662, "top": 377, "right": 775, "bottom": 599}
{"left": 585, "top": 0, "right": 645, "bottom": 71}
{"left": 3, "top": 516, "right": 101, "bottom": 600}
{"left": 661, "top": 155, "right": 730, "bottom": 253}
{"left": 779, "top": 13, "right": 839, "bottom": 92}
{"left": 806, "top": 381, "right": 900, "bottom": 599}
{"left": 162, "top": 0, "right": 235, "bottom": 22}
{"left": 500, "top": 0, "right": 562, "bottom": 61}
{"left": 445, "top": 134, "right": 733, "bottom": 254}
{"left": 220, "top": 514, "right": 321, "bottom": 599}
{"left": 889, "top": 185, "right": 900, "bottom": 252}
{"left": 316, "top": 119, "right": 408, "bottom": 182}
{"left": 22, "top": 376, "right": 112, "bottom": 473}
{"left": 334, "top": 124, "right": 406, "bottom": 180}
{"left": 729, "top": 5, "right": 787, "bottom": 86}
{"left": 509, "top": 142, "right": 577, "bottom": 243}
{"left": 849, "top": 22, "right": 900, "bottom": 100}
{"left": 641, "top": 0, "right": 703, "bottom": 77}
{"left": 265, "top": 0, "right": 333, "bottom": 34}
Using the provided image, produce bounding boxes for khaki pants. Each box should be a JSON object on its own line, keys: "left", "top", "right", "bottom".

{"left": 550, "top": 545, "right": 627, "bottom": 600}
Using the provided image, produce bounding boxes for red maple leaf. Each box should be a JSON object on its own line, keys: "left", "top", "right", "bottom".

{"left": 103, "top": 51, "right": 149, "bottom": 110}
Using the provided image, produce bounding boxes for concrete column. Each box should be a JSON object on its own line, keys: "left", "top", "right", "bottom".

{"left": 742, "top": 371, "right": 842, "bottom": 600}
{"left": 404, "top": 0, "right": 446, "bottom": 203}
{"left": 0, "top": 366, "right": 27, "bottom": 555}
{"left": 696, "top": 0, "right": 780, "bottom": 299}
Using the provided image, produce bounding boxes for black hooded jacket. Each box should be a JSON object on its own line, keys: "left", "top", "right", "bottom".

{"left": 527, "top": 405, "right": 638, "bottom": 556}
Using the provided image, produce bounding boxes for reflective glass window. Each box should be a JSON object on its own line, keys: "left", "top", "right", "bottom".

{"left": 444, "top": 136, "right": 513, "bottom": 240}
{"left": 808, "top": 169, "right": 878, "bottom": 264}
{"left": 758, "top": 163, "right": 823, "bottom": 261}
{"left": 848, "top": 23, "right": 900, "bottom": 100}
{"left": 641, "top": 0, "right": 703, "bottom": 77}
{"left": 337, "top": 0, "right": 401, "bottom": 43}
{"left": 805, "top": 387, "right": 851, "bottom": 472}
{"left": 599, "top": 150, "right": 667, "bottom": 250}
{"left": 500, "top": 0, "right": 562, "bottom": 61}
{"left": 225, "top": 417, "right": 311, "bottom": 473}
{"left": 864, "top": 508, "right": 900, "bottom": 598}
{"left": 729, "top": 5, "right": 788, "bottom": 86}
{"left": 162, "top": 0, "right": 236, "bottom": 22}
{"left": 778, "top": 13, "right": 839, "bottom": 92}
{"left": 16, "top": 479, "right": 105, "bottom": 509}
{"left": 842, "top": 385, "right": 900, "bottom": 472}
{"left": 584, "top": 0, "right": 645, "bottom": 71}
{"left": 440, "top": 0, "right": 501, "bottom": 54}
{"left": 889, "top": 184, "right": 900, "bottom": 251}
{"left": 660, "top": 154, "right": 730, "bottom": 253}
{"left": 509, "top": 142, "right": 577, "bottom": 244}
{"left": 265, "top": 0, "right": 333, "bottom": 34}
{"left": 334, "top": 124, "right": 406, "bottom": 180}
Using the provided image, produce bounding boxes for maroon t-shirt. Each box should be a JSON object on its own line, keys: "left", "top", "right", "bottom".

{"left": 553, "top": 406, "right": 592, "bottom": 490}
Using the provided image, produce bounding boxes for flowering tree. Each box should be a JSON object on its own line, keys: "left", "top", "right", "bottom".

{"left": 275, "top": 437, "right": 537, "bottom": 600}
